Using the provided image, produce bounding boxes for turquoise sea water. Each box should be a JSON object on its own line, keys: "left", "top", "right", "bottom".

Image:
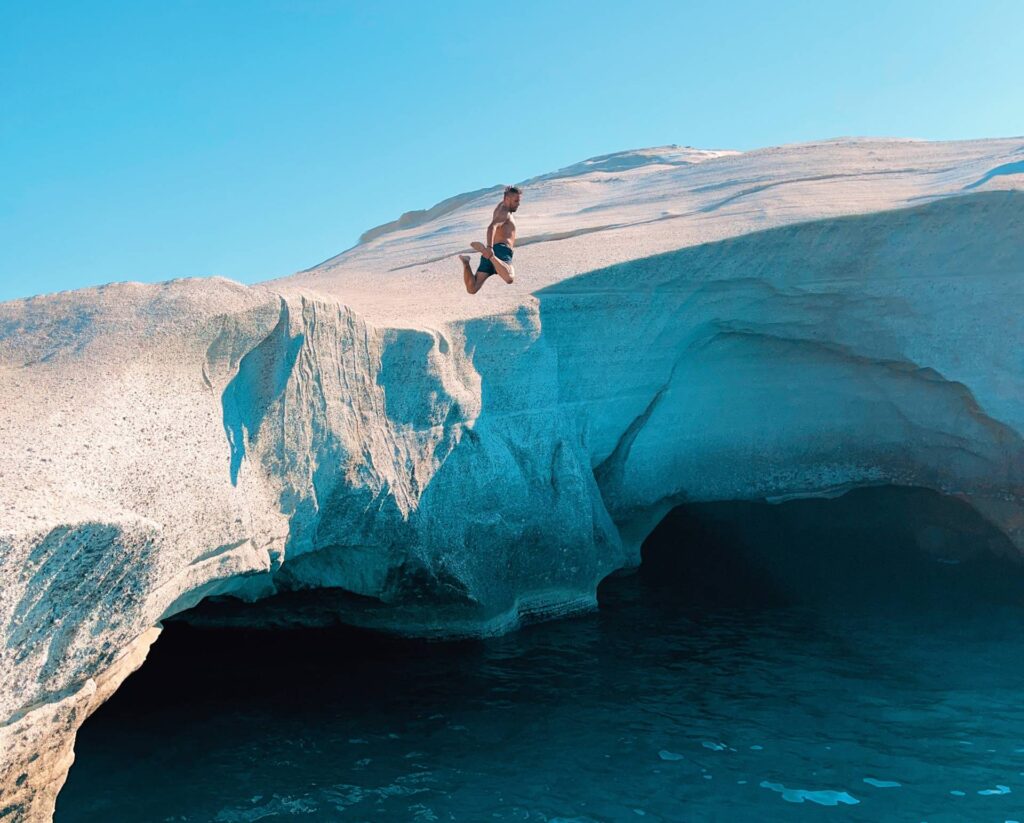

{"left": 56, "top": 491, "right": 1024, "bottom": 822}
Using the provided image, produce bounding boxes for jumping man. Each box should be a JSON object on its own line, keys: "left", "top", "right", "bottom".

{"left": 459, "top": 185, "right": 521, "bottom": 293}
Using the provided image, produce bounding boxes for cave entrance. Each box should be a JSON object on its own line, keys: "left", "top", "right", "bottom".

{"left": 628, "top": 485, "right": 1024, "bottom": 614}
{"left": 57, "top": 486, "right": 1024, "bottom": 821}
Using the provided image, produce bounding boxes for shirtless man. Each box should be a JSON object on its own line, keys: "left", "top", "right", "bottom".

{"left": 459, "top": 185, "right": 521, "bottom": 293}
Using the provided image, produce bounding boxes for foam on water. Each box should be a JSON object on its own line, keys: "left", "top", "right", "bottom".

{"left": 759, "top": 780, "right": 860, "bottom": 806}
{"left": 864, "top": 777, "right": 902, "bottom": 788}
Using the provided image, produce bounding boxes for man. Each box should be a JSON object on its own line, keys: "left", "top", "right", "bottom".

{"left": 459, "top": 185, "right": 521, "bottom": 293}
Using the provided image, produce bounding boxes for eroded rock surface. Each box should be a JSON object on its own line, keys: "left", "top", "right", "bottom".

{"left": 2, "top": 137, "right": 1024, "bottom": 820}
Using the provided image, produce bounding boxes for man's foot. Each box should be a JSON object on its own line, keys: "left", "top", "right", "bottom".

{"left": 470, "top": 241, "right": 492, "bottom": 259}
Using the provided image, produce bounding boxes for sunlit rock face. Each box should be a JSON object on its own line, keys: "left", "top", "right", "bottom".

{"left": 2, "top": 137, "right": 1024, "bottom": 820}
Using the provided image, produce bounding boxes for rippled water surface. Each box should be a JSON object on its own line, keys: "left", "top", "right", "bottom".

{"left": 57, "top": 493, "right": 1024, "bottom": 822}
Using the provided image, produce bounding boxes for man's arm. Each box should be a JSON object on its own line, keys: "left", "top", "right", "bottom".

{"left": 486, "top": 203, "right": 508, "bottom": 248}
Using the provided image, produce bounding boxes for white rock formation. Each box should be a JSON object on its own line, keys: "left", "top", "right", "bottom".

{"left": 2, "top": 137, "right": 1024, "bottom": 820}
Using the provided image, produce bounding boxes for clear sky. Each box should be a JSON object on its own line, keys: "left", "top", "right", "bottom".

{"left": 1, "top": 0, "right": 1021, "bottom": 301}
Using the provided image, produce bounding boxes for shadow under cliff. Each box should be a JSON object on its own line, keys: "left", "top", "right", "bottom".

{"left": 57, "top": 472, "right": 1024, "bottom": 822}
{"left": 632, "top": 485, "right": 1023, "bottom": 615}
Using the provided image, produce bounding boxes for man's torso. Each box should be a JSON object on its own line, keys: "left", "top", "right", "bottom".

{"left": 493, "top": 208, "right": 516, "bottom": 248}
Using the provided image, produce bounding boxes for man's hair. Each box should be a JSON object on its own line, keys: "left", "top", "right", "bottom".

{"left": 504, "top": 185, "right": 522, "bottom": 196}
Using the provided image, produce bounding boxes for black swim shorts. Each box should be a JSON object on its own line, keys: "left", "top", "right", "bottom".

{"left": 477, "top": 242, "right": 514, "bottom": 276}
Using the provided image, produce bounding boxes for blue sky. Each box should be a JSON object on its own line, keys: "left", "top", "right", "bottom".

{"left": 1, "top": 0, "right": 1021, "bottom": 301}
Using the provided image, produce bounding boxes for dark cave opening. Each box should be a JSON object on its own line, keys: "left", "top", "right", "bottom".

{"left": 73, "top": 485, "right": 1024, "bottom": 718}
{"left": 122, "top": 484, "right": 1024, "bottom": 712}
{"left": 56, "top": 484, "right": 1024, "bottom": 822}
{"left": 633, "top": 485, "right": 1024, "bottom": 613}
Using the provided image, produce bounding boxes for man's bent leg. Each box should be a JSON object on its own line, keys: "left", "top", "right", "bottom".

{"left": 460, "top": 255, "right": 478, "bottom": 293}
{"left": 489, "top": 258, "right": 514, "bottom": 284}
{"left": 470, "top": 242, "right": 515, "bottom": 284}
{"left": 484, "top": 249, "right": 515, "bottom": 283}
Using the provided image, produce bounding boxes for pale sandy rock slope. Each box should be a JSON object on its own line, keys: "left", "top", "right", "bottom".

{"left": 2, "top": 137, "right": 1024, "bottom": 820}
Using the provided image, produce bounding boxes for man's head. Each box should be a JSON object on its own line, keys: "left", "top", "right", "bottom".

{"left": 503, "top": 185, "right": 522, "bottom": 211}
